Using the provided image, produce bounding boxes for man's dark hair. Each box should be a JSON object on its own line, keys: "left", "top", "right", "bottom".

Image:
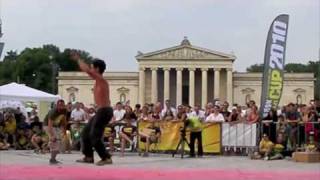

{"left": 92, "top": 58, "right": 106, "bottom": 74}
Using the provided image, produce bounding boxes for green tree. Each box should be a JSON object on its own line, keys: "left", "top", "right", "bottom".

{"left": 0, "top": 45, "right": 93, "bottom": 94}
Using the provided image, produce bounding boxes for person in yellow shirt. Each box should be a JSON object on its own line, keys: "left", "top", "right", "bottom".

{"left": 251, "top": 134, "right": 274, "bottom": 159}
{"left": 4, "top": 113, "right": 17, "bottom": 146}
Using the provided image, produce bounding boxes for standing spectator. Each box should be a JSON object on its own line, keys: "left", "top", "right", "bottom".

{"left": 185, "top": 105, "right": 192, "bottom": 117}
{"left": 14, "top": 107, "right": 24, "bottom": 127}
{"left": 227, "top": 107, "right": 239, "bottom": 122}
{"left": 71, "top": 102, "right": 86, "bottom": 126}
{"left": 161, "top": 99, "right": 177, "bottom": 119}
{"left": 262, "top": 107, "right": 278, "bottom": 142}
{"left": 205, "top": 103, "right": 214, "bottom": 118}
{"left": 176, "top": 105, "right": 187, "bottom": 122}
{"left": 65, "top": 102, "right": 73, "bottom": 130}
{"left": 285, "top": 103, "right": 300, "bottom": 150}
{"left": 205, "top": 105, "right": 225, "bottom": 123}
{"left": 139, "top": 106, "right": 150, "bottom": 121}
{"left": 86, "top": 106, "right": 96, "bottom": 123}
{"left": 247, "top": 105, "right": 260, "bottom": 124}
{"left": 47, "top": 99, "right": 67, "bottom": 164}
{"left": 220, "top": 101, "right": 231, "bottom": 120}
{"left": 113, "top": 102, "right": 125, "bottom": 122}
{"left": 151, "top": 102, "right": 162, "bottom": 121}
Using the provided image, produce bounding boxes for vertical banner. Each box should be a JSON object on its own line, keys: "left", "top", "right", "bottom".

{"left": 260, "top": 14, "right": 289, "bottom": 118}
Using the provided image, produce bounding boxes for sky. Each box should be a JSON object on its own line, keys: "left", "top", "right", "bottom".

{"left": 0, "top": 0, "right": 319, "bottom": 72}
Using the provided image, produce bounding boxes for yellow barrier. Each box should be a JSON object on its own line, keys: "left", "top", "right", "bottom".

{"left": 138, "top": 121, "right": 221, "bottom": 153}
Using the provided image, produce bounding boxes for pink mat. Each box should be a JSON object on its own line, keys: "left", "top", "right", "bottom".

{"left": 0, "top": 164, "right": 318, "bottom": 180}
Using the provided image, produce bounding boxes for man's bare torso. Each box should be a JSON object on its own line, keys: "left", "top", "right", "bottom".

{"left": 94, "top": 79, "right": 110, "bottom": 108}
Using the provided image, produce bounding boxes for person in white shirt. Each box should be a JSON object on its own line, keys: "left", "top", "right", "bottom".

{"left": 205, "top": 105, "right": 225, "bottom": 123}
{"left": 112, "top": 102, "right": 125, "bottom": 122}
{"left": 188, "top": 105, "right": 205, "bottom": 121}
{"left": 71, "top": 102, "right": 86, "bottom": 123}
{"left": 161, "top": 99, "right": 177, "bottom": 120}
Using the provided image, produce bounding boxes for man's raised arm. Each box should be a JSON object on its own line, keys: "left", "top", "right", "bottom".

{"left": 70, "top": 51, "right": 100, "bottom": 79}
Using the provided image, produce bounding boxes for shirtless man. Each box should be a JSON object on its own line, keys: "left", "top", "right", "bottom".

{"left": 71, "top": 52, "right": 113, "bottom": 165}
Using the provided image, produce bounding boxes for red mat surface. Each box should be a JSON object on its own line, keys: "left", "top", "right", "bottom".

{"left": 0, "top": 164, "right": 318, "bottom": 180}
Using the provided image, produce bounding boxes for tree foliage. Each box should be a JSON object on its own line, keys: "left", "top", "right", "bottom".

{"left": 0, "top": 44, "right": 93, "bottom": 93}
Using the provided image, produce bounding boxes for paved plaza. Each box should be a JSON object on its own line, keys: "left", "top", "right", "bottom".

{"left": 0, "top": 150, "right": 319, "bottom": 180}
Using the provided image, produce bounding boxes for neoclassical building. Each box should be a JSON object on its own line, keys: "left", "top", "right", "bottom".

{"left": 58, "top": 38, "right": 315, "bottom": 108}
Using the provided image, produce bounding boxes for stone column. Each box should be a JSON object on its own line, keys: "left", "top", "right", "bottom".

{"left": 176, "top": 67, "right": 183, "bottom": 106}
{"left": 214, "top": 68, "right": 221, "bottom": 100}
{"left": 226, "top": 68, "right": 233, "bottom": 104}
{"left": 139, "top": 67, "right": 146, "bottom": 105}
{"left": 163, "top": 67, "right": 170, "bottom": 103}
{"left": 151, "top": 67, "right": 158, "bottom": 103}
{"left": 189, "top": 68, "right": 195, "bottom": 107}
{"left": 201, "top": 68, "right": 208, "bottom": 109}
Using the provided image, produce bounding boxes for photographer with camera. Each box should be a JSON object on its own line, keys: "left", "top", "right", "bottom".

{"left": 186, "top": 104, "right": 205, "bottom": 158}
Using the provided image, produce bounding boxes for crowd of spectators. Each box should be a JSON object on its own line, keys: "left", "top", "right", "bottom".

{"left": 0, "top": 98, "right": 319, "bottom": 158}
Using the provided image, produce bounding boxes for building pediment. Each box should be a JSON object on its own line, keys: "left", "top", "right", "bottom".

{"left": 136, "top": 37, "right": 236, "bottom": 61}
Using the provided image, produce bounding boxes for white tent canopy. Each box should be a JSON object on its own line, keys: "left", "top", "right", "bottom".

{"left": 0, "top": 82, "right": 60, "bottom": 102}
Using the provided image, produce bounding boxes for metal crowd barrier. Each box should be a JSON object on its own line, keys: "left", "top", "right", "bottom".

{"left": 221, "top": 122, "right": 260, "bottom": 155}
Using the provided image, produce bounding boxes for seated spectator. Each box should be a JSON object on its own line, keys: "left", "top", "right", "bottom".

{"left": 247, "top": 105, "right": 260, "bottom": 124}
{"left": 119, "top": 119, "right": 137, "bottom": 157}
{"left": 251, "top": 134, "right": 274, "bottom": 159}
{"left": 0, "top": 124, "right": 10, "bottom": 150}
{"left": 134, "top": 104, "right": 142, "bottom": 118}
{"left": 103, "top": 123, "right": 116, "bottom": 153}
{"left": 112, "top": 102, "right": 125, "bottom": 122}
{"left": 4, "top": 113, "right": 16, "bottom": 146}
{"left": 30, "top": 116, "right": 43, "bottom": 134}
{"left": 205, "top": 105, "right": 224, "bottom": 123}
{"left": 139, "top": 123, "right": 161, "bottom": 157}
{"left": 31, "top": 129, "right": 49, "bottom": 153}
{"left": 124, "top": 106, "right": 137, "bottom": 125}
{"left": 15, "top": 128, "right": 30, "bottom": 150}
{"left": 265, "top": 133, "right": 285, "bottom": 161}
